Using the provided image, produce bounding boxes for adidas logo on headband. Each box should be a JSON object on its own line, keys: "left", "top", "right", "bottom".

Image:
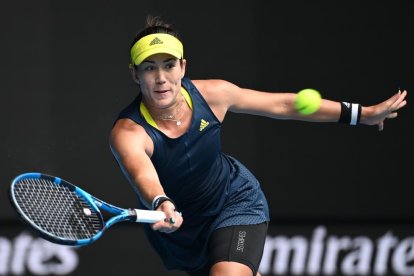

{"left": 131, "top": 34, "right": 183, "bottom": 65}
{"left": 149, "top": 37, "right": 163, "bottom": 46}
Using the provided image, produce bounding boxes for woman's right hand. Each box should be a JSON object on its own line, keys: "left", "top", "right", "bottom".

{"left": 151, "top": 201, "right": 183, "bottom": 233}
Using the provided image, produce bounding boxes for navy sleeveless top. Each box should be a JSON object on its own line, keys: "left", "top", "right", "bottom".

{"left": 117, "top": 77, "right": 231, "bottom": 218}
{"left": 114, "top": 78, "right": 269, "bottom": 271}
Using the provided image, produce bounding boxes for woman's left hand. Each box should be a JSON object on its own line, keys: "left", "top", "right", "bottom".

{"left": 360, "top": 90, "right": 407, "bottom": 131}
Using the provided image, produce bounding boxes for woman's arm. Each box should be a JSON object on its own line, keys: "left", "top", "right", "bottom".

{"left": 194, "top": 79, "right": 407, "bottom": 130}
{"left": 110, "top": 118, "right": 182, "bottom": 232}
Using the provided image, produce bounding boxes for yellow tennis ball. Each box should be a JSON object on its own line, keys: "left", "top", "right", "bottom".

{"left": 294, "top": 88, "right": 322, "bottom": 115}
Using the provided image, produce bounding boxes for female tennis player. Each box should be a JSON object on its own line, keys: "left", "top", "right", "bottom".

{"left": 109, "top": 16, "right": 407, "bottom": 276}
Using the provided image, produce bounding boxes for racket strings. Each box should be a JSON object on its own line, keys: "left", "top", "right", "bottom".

{"left": 13, "top": 178, "right": 103, "bottom": 240}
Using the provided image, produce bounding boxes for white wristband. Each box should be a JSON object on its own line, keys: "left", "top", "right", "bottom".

{"left": 350, "top": 103, "right": 359, "bottom": 125}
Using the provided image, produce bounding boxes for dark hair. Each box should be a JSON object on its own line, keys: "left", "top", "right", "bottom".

{"left": 130, "top": 15, "right": 181, "bottom": 50}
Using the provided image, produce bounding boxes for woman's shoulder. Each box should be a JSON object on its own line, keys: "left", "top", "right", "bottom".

{"left": 110, "top": 118, "right": 153, "bottom": 154}
{"left": 111, "top": 119, "right": 146, "bottom": 142}
{"left": 189, "top": 79, "right": 242, "bottom": 121}
{"left": 191, "top": 79, "right": 240, "bottom": 99}
{"left": 191, "top": 79, "right": 234, "bottom": 90}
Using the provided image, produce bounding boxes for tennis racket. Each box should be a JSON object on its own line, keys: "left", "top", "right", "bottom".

{"left": 9, "top": 172, "right": 166, "bottom": 246}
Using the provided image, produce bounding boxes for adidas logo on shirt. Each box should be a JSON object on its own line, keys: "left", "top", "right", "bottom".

{"left": 199, "top": 119, "right": 209, "bottom": 131}
{"left": 149, "top": 37, "right": 163, "bottom": 46}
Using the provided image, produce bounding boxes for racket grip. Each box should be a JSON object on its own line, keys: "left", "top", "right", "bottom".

{"left": 134, "top": 209, "right": 166, "bottom": 223}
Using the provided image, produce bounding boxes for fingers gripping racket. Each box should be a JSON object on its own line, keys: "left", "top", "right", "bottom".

{"left": 9, "top": 172, "right": 166, "bottom": 246}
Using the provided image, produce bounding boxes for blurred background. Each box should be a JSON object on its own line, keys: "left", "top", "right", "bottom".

{"left": 1, "top": 0, "right": 413, "bottom": 275}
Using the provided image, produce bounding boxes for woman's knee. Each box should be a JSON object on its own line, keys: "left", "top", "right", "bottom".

{"left": 210, "top": 261, "right": 254, "bottom": 276}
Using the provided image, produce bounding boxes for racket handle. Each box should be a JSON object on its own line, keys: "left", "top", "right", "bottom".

{"left": 134, "top": 209, "right": 166, "bottom": 223}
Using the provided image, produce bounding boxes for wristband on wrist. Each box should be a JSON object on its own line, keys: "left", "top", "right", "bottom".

{"left": 338, "top": 102, "right": 361, "bottom": 125}
{"left": 151, "top": 195, "right": 176, "bottom": 211}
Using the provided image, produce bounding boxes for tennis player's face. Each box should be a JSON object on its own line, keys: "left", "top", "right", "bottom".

{"left": 135, "top": 53, "right": 186, "bottom": 109}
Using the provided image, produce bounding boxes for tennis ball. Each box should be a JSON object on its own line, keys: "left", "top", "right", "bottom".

{"left": 294, "top": 88, "right": 322, "bottom": 115}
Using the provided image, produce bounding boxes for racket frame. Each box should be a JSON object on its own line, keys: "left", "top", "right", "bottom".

{"left": 9, "top": 172, "right": 165, "bottom": 246}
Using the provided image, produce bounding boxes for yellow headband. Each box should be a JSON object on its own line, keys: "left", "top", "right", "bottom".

{"left": 130, "top": 33, "right": 184, "bottom": 66}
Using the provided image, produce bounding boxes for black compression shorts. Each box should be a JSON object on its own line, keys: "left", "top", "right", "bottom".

{"left": 188, "top": 222, "right": 268, "bottom": 276}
